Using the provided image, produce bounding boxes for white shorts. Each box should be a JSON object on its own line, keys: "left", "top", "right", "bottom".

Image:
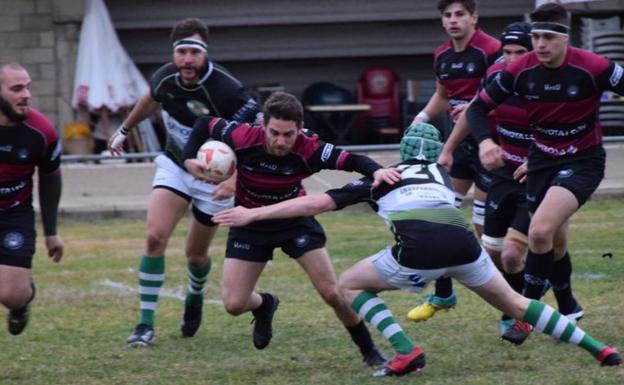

{"left": 152, "top": 154, "right": 234, "bottom": 215}
{"left": 372, "top": 246, "right": 496, "bottom": 293}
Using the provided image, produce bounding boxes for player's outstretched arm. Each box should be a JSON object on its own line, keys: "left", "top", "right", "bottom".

{"left": 108, "top": 92, "right": 160, "bottom": 154}
{"left": 213, "top": 194, "right": 337, "bottom": 227}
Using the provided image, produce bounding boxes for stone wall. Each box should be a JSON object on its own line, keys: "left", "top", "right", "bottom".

{"left": 0, "top": 0, "right": 83, "bottom": 131}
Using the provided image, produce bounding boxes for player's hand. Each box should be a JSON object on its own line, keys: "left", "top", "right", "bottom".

{"left": 437, "top": 147, "right": 454, "bottom": 170}
{"left": 372, "top": 167, "right": 402, "bottom": 188}
{"left": 478, "top": 139, "right": 504, "bottom": 171}
{"left": 449, "top": 104, "right": 468, "bottom": 121}
{"left": 45, "top": 235, "right": 64, "bottom": 262}
{"left": 513, "top": 161, "right": 528, "bottom": 183}
{"left": 213, "top": 206, "right": 254, "bottom": 227}
{"left": 213, "top": 172, "right": 237, "bottom": 200}
{"left": 108, "top": 126, "right": 128, "bottom": 155}
{"left": 184, "top": 159, "right": 220, "bottom": 184}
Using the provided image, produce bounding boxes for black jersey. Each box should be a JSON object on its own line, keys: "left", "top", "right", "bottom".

{"left": 0, "top": 108, "right": 61, "bottom": 210}
{"left": 474, "top": 47, "right": 624, "bottom": 170}
{"left": 326, "top": 160, "right": 481, "bottom": 269}
{"left": 485, "top": 60, "right": 532, "bottom": 177}
{"left": 434, "top": 29, "right": 501, "bottom": 108}
{"left": 150, "top": 60, "right": 259, "bottom": 165}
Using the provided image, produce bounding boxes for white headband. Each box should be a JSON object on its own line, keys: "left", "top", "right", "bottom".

{"left": 173, "top": 38, "right": 207, "bottom": 52}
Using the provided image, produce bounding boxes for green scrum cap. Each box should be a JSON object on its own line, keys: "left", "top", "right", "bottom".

{"left": 400, "top": 122, "right": 443, "bottom": 162}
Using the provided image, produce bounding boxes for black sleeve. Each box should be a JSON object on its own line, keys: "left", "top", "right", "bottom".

{"left": 183, "top": 115, "right": 216, "bottom": 160}
{"left": 325, "top": 177, "right": 373, "bottom": 210}
{"left": 467, "top": 70, "right": 514, "bottom": 143}
{"left": 341, "top": 153, "right": 382, "bottom": 178}
{"left": 596, "top": 61, "right": 624, "bottom": 95}
{"left": 38, "top": 170, "right": 62, "bottom": 236}
{"left": 231, "top": 97, "right": 261, "bottom": 124}
{"left": 467, "top": 97, "right": 495, "bottom": 143}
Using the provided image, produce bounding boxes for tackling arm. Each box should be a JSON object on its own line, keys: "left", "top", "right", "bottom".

{"left": 213, "top": 194, "right": 338, "bottom": 227}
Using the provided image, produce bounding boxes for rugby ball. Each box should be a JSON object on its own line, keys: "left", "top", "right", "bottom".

{"left": 196, "top": 140, "right": 237, "bottom": 182}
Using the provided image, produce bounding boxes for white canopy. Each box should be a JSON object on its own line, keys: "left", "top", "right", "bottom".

{"left": 72, "top": 0, "right": 147, "bottom": 112}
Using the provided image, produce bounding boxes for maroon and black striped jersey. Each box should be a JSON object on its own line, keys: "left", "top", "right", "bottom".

{"left": 434, "top": 29, "right": 501, "bottom": 107}
{"left": 0, "top": 108, "right": 61, "bottom": 210}
{"left": 485, "top": 60, "right": 532, "bottom": 169}
{"left": 477, "top": 47, "right": 624, "bottom": 163}
{"left": 186, "top": 117, "right": 381, "bottom": 208}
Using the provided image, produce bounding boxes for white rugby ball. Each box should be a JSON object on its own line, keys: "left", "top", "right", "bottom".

{"left": 196, "top": 140, "right": 237, "bottom": 182}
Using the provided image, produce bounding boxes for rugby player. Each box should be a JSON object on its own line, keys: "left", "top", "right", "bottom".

{"left": 467, "top": 2, "right": 624, "bottom": 344}
{"left": 408, "top": 0, "right": 501, "bottom": 323}
{"left": 213, "top": 123, "right": 622, "bottom": 376}
{"left": 437, "top": 22, "right": 536, "bottom": 336}
{"left": 182, "top": 92, "right": 400, "bottom": 366}
{"left": 108, "top": 18, "right": 260, "bottom": 346}
{"left": 0, "top": 63, "right": 63, "bottom": 335}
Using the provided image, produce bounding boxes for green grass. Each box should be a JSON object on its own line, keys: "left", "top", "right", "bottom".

{"left": 1, "top": 200, "right": 623, "bottom": 385}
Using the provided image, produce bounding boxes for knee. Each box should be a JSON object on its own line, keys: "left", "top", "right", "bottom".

{"left": 528, "top": 223, "right": 554, "bottom": 249}
{"left": 318, "top": 285, "right": 343, "bottom": 309}
{"left": 222, "top": 297, "right": 248, "bottom": 316}
{"left": 145, "top": 230, "right": 168, "bottom": 254}
{"left": 0, "top": 290, "right": 31, "bottom": 309}
{"left": 186, "top": 251, "right": 209, "bottom": 266}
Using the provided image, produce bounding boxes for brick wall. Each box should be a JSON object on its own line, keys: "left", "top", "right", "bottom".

{"left": 0, "top": 0, "right": 82, "bottom": 132}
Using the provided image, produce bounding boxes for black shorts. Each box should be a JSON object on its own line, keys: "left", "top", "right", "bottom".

{"left": 0, "top": 205, "right": 36, "bottom": 269}
{"left": 526, "top": 154, "right": 605, "bottom": 213}
{"left": 484, "top": 174, "right": 529, "bottom": 238}
{"left": 449, "top": 141, "right": 493, "bottom": 192}
{"left": 226, "top": 216, "right": 326, "bottom": 262}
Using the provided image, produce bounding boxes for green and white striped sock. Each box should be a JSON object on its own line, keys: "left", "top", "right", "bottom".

{"left": 138, "top": 255, "right": 165, "bottom": 326}
{"left": 352, "top": 291, "right": 414, "bottom": 354}
{"left": 523, "top": 300, "right": 605, "bottom": 357}
{"left": 186, "top": 260, "right": 211, "bottom": 307}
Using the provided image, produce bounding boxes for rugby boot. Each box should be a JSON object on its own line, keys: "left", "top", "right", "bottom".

{"left": 361, "top": 346, "right": 388, "bottom": 367}
{"left": 501, "top": 320, "right": 533, "bottom": 345}
{"left": 563, "top": 303, "right": 584, "bottom": 323}
{"left": 127, "top": 323, "right": 155, "bottom": 347}
{"left": 251, "top": 293, "right": 279, "bottom": 349}
{"left": 7, "top": 304, "right": 31, "bottom": 336}
{"left": 181, "top": 299, "right": 203, "bottom": 337}
{"left": 499, "top": 317, "right": 515, "bottom": 337}
{"left": 7, "top": 282, "right": 35, "bottom": 336}
{"left": 407, "top": 291, "right": 457, "bottom": 322}
{"left": 372, "top": 346, "right": 426, "bottom": 377}
{"left": 597, "top": 346, "right": 622, "bottom": 366}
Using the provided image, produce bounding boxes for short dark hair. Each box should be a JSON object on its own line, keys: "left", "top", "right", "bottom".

{"left": 170, "top": 18, "right": 209, "bottom": 44}
{"left": 437, "top": 0, "right": 477, "bottom": 14}
{"left": 263, "top": 92, "right": 303, "bottom": 127}
{"left": 530, "top": 2, "right": 568, "bottom": 26}
{"left": 0, "top": 62, "right": 26, "bottom": 87}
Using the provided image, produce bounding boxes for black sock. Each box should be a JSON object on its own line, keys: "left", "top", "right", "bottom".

{"left": 434, "top": 276, "right": 453, "bottom": 298}
{"left": 523, "top": 249, "right": 554, "bottom": 299}
{"left": 253, "top": 292, "right": 274, "bottom": 315}
{"left": 346, "top": 320, "right": 376, "bottom": 353}
{"left": 503, "top": 271, "right": 525, "bottom": 294}
{"left": 550, "top": 252, "right": 578, "bottom": 314}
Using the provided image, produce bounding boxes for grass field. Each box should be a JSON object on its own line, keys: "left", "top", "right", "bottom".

{"left": 1, "top": 199, "right": 623, "bottom": 385}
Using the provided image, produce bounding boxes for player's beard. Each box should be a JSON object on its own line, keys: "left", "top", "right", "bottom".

{"left": 0, "top": 95, "right": 27, "bottom": 123}
{"left": 177, "top": 62, "right": 207, "bottom": 84}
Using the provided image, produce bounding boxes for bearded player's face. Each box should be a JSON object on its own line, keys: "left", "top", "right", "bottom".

{"left": 173, "top": 33, "right": 208, "bottom": 86}
{"left": 0, "top": 67, "right": 31, "bottom": 124}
